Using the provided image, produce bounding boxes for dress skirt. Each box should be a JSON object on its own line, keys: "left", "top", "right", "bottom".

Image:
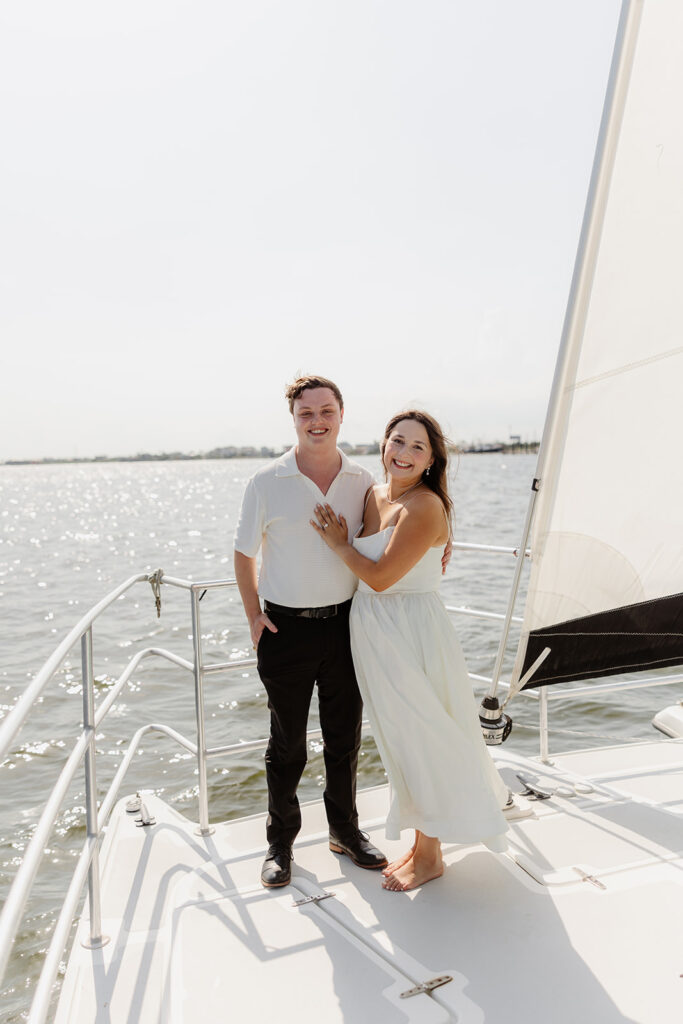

{"left": 350, "top": 584, "right": 509, "bottom": 852}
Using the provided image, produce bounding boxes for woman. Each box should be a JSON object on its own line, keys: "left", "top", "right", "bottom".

{"left": 311, "top": 410, "right": 508, "bottom": 892}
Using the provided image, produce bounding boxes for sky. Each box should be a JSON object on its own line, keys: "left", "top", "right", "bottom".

{"left": 0, "top": 0, "right": 622, "bottom": 460}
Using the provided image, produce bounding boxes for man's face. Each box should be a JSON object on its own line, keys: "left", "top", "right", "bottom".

{"left": 292, "top": 387, "right": 343, "bottom": 453}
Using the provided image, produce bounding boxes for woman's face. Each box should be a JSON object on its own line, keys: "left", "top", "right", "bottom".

{"left": 383, "top": 419, "right": 433, "bottom": 483}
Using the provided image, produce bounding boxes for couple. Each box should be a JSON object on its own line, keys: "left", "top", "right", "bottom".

{"left": 234, "top": 375, "right": 508, "bottom": 893}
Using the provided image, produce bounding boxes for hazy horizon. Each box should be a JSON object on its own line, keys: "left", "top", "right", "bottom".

{"left": 3, "top": 433, "right": 541, "bottom": 465}
{"left": 1, "top": 1, "right": 621, "bottom": 462}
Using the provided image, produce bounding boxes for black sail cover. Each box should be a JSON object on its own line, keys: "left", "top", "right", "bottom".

{"left": 510, "top": 0, "right": 683, "bottom": 695}
{"left": 520, "top": 594, "right": 683, "bottom": 688}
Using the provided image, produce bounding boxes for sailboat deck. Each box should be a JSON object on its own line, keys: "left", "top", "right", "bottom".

{"left": 55, "top": 743, "right": 683, "bottom": 1024}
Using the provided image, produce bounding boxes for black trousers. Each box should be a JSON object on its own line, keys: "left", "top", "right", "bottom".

{"left": 256, "top": 601, "right": 363, "bottom": 845}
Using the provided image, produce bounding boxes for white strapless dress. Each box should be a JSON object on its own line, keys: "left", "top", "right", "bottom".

{"left": 350, "top": 528, "right": 509, "bottom": 851}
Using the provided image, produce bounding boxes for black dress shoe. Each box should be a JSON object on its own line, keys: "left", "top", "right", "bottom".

{"left": 261, "top": 842, "right": 293, "bottom": 887}
{"left": 329, "top": 829, "right": 387, "bottom": 869}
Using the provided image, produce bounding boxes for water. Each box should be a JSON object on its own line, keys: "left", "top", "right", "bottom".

{"left": 0, "top": 455, "right": 672, "bottom": 1021}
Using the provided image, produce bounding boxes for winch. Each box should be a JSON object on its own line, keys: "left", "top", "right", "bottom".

{"left": 479, "top": 695, "right": 512, "bottom": 745}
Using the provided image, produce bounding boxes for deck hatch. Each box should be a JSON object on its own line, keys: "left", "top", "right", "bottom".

{"left": 168, "top": 885, "right": 452, "bottom": 1022}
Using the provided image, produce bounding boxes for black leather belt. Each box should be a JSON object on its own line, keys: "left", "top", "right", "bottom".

{"left": 264, "top": 600, "right": 349, "bottom": 619}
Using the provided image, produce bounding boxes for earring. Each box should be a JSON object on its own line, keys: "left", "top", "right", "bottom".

{"left": 425, "top": 466, "right": 431, "bottom": 477}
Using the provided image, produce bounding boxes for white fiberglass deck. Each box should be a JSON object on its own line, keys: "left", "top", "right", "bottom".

{"left": 56, "top": 743, "right": 683, "bottom": 1024}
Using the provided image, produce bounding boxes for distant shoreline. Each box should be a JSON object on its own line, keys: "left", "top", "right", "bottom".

{"left": 3, "top": 441, "right": 539, "bottom": 467}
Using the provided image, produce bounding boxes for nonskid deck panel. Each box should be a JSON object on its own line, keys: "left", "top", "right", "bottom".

{"left": 56, "top": 746, "right": 683, "bottom": 1024}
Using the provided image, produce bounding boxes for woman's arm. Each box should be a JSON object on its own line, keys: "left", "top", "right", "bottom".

{"left": 311, "top": 493, "right": 447, "bottom": 592}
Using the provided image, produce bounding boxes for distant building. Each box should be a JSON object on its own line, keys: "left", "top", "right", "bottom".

{"left": 208, "top": 446, "right": 238, "bottom": 458}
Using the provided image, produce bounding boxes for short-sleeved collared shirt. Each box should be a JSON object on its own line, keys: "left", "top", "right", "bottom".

{"left": 233, "top": 447, "right": 375, "bottom": 607}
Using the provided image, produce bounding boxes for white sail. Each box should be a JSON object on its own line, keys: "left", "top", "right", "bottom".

{"left": 511, "top": 0, "right": 683, "bottom": 693}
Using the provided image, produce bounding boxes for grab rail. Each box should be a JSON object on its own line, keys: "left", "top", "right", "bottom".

{"left": 0, "top": 573, "right": 149, "bottom": 762}
{"left": 1, "top": 568, "right": 374, "bottom": 1020}
{"left": 1, "top": 555, "right": 681, "bottom": 1021}
{"left": 2, "top": 562, "right": 514, "bottom": 1016}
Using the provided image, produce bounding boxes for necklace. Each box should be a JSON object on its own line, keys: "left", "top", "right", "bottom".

{"left": 385, "top": 479, "right": 423, "bottom": 504}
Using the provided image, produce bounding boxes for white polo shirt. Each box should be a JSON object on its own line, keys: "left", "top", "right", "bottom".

{"left": 233, "top": 447, "right": 375, "bottom": 607}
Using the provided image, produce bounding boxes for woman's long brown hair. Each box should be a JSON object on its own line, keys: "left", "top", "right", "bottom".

{"left": 380, "top": 410, "right": 454, "bottom": 534}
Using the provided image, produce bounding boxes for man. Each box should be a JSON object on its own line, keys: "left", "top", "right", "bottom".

{"left": 233, "top": 374, "right": 387, "bottom": 887}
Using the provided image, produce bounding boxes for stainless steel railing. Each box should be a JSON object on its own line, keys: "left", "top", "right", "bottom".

{"left": 1, "top": 558, "right": 512, "bottom": 1018}
{"left": 0, "top": 589, "right": 203, "bottom": 1014}
{"left": 2, "top": 548, "right": 683, "bottom": 1022}
{"left": 1, "top": 568, "right": 367, "bottom": 1021}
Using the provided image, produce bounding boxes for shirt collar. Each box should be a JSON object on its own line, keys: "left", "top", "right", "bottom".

{"left": 275, "top": 446, "right": 363, "bottom": 477}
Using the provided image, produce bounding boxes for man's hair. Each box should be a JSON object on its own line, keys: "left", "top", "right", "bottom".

{"left": 284, "top": 375, "right": 344, "bottom": 413}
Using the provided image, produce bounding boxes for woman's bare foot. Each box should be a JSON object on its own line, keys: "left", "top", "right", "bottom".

{"left": 382, "top": 835, "right": 417, "bottom": 876}
{"left": 381, "top": 852, "right": 444, "bottom": 891}
{"left": 382, "top": 832, "right": 443, "bottom": 891}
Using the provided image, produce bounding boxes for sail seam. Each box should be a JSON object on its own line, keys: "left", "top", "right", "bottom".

{"left": 572, "top": 345, "right": 683, "bottom": 391}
